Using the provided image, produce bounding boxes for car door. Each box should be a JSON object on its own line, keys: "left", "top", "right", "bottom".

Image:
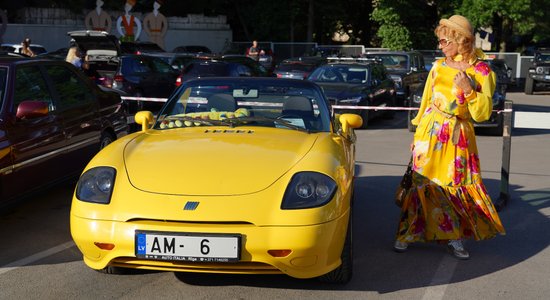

{"left": 1, "top": 63, "right": 67, "bottom": 202}
{"left": 369, "top": 65, "right": 393, "bottom": 107}
{"left": 42, "top": 63, "right": 102, "bottom": 171}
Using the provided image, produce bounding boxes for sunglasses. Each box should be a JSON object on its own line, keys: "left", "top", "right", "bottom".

{"left": 438, "top": 38, "right": 452, "bottom": 47}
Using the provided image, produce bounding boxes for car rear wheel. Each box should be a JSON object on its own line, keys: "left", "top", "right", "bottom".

{"left": 318, "top": 208, "right": 353, "bottom": 284}
{"left": 524, "top": 77, "right": 534, "bottom": 94}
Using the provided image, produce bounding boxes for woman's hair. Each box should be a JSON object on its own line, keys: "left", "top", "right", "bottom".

{"left": 65, "top": 47, "right": 79, "bottom": 64}
{"left": 434, "top": 24, "right": 476, "bottom": 63}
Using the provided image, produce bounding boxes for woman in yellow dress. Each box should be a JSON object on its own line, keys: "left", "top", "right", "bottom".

{"left": 393, "top": 15, "right": 505, "bottom": 259}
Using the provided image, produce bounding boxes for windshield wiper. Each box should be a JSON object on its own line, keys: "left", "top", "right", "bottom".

{"left": 220, "top": 116, "right": 310, "bottom": 133}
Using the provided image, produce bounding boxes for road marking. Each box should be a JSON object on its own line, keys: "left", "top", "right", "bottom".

{"left": 421, "top": 255, "right": 458, "bottom": 300}
{"left": 0, "top": 241, "right": 75, "bottom": 275}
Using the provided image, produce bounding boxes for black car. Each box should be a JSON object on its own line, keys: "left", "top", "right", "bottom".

{"left": 120, "top": 41, "right": 166, "bottom": 55}
{"left": 0, "top": 55, "right": 128, "bottom": 210}
{"left": 107, "top": 54, "right": 181, "bottom": 113}
{"left": 274, "top": 57, "right": 326, "bottom": 80}
{"left": 179, "top": 59, "right": 258, "bottom": 83}
{"left": 363, "top": 51, "right": 428, "bottom": 104}
{"left": 407, "top": 60, "right": 507, "bottom": 135}
{"left": 307, "top": 59, "right": 396, "bottom": 128}
{"left": 172, "top": 45, "right": 212, "bottom": 54}
{"left": 220, "top": 54, "right": 273, "bottom": 77}
{"left": 525, "top": 48, "right": 550, "bottom": 94}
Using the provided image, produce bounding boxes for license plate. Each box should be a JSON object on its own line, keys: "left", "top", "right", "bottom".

{"left": 135, "top": 231, "right": 241, "bottom": 262}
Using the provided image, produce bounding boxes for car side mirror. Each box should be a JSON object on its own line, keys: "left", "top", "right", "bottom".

{"left": 339, "top": 113, "right": 363, "bottom": 134}
{"left": 135, "top": 111, "right": 154, "bottom": 131}
{"left": 16, "top": 100, "right": 49, "bottom": 120}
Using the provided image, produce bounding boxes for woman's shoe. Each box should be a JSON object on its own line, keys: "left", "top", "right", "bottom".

{"left": 447, "top": 240, "right": 470, "bottom": 260}
{"left": 393, "top": 240, "right": 408, "bottom": 252}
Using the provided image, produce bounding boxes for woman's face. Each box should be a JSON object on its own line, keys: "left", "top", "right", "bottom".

{"left": 438, "top": 35, "right": 458, "bottom": 58}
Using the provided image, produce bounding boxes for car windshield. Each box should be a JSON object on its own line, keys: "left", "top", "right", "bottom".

{"left": 308, "top": 65, "right": 369, "bottom": 84}
{"left": 0, "top": 67, "right": 6, "bottom": 107}
{"left": 535, "top": 53, "right": 550, "bottom": 62}
{"left": 155, "top": 80, "right": 331, "bottom": 132}
{"left": 366, "top": 54, "right": 408, "bottom": 71}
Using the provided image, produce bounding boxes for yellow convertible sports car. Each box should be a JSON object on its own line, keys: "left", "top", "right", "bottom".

{"left": 70, "top": 77, "right": 362, "bottom": 283}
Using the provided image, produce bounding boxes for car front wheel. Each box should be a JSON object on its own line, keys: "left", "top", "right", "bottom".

{"left": 99, "top": 131, "right": 116, "bottom": 150}
{"left": 319, "top": 209, "right": 353, "bottom": 284}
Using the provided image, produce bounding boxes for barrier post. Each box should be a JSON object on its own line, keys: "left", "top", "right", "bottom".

{"left": 495, "top": 100, "right": 513, "bottom": 211}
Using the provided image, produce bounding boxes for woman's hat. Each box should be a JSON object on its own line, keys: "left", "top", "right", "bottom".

{"left": 439, "top": 15, "right": 474, "bottom": 39}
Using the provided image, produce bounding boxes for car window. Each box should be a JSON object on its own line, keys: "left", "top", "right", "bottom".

{"left": 371, "top": 65, "right": 385, "bottom": 81}
{"left": 123, "top": 57, "right": 153, "bottom": 73}
{"left": 14, "top": 65, "right": 53, "bottom": 109}
{"left": 150, "top": 57, "right": 174, "bottom": 73}
{"left": 367, "top": 54, "right": 408, "bottom": 71}
{"left": 44, "top": 65, "right": 93, "bottom": 109}
{"left": 0, "top": 67, "right": 6, "bottom": 107}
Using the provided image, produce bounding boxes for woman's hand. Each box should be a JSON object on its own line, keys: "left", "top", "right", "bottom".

{"left": 454, "top": 71, "right": 473, "bottom": 94}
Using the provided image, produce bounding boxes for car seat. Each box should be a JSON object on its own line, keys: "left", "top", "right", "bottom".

{"left": 207, "top": 93, "right": 237, "bottom": 112}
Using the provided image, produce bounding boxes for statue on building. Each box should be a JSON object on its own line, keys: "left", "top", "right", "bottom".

{"left": 116, "top": 0, "right": 142, "bottom": 42}
{"left": 85, "top": 0, "right": 112, "bottom": 33}
{"left": 143, "top": 0, "right": 168, "bottom": 49}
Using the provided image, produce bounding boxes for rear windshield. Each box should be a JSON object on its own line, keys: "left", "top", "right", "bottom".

{"left": 184, "top": 63, "right": 229, "bottom": 76}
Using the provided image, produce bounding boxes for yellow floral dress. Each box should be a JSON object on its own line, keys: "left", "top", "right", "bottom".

{"left": 396, "top": 58, "right": 505, "bottom": 243}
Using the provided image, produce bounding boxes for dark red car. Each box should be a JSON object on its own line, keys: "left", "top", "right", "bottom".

{"left": 0, "top": 55, "right": 128, "bottom": 210}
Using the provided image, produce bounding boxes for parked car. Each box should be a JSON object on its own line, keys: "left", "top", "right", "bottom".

{"left": 1, "top": 43, "right": 48, "bottom": 56}
{"left": 363, "top": 51, "right": 428, "bottom": 105}
{"left": 407, "top": 59, "right": 507, "bottom": 135}
{"left": 220, "top": 54, "right": 273, "bottom": 77}
{"left": 68, "top": 30, "right": 121, "bottom": 86}
{"left": 274, "top": 57, "right": 326, "bottom": 80}
{"left": 106, "top": 54, "right": 182, "bottom": 113}
{"left": 524, "top": 48, "right": 550, "bottom": 94}
{"left": 120, "top": 41, "right": 166, "bottom": 55}
{"left": 307, "top": 59, "right": 396, "bottom": 128}
{"left": 179, "top": 59, "right": 257, "bottom": 83}
{"left": 0, "top": 55, "right": 128, "bottom": 210}
{"left": 70, "top": 77, "right": 362, "bottom": 283}
{"left": 172, "top": 45, "right": 212, "bottom": 54}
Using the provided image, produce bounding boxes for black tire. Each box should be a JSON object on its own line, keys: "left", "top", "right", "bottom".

{"left": 359, "top": 110, "right": 368, "bottom": 129}
{"left": 318, "top": 210, "right": 353, "bottom": 284}
{"left": 97, "top": 266, "right": 127, "bottom": 275}
{"left": 383, "top": 95, "right": 396, "bottom": 120}
{"left": 524, "top": 76, "right": 534, "bottom": 94}
{"left": 407, "top": 111, "right": 417, "bottom": 132}
{"left": 99, "top": 131, "right": 116, "bottom": 150}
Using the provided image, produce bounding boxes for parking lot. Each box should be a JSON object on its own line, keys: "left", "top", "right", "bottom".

{"left": 0, "top": 89, "right": 548, "bottom": 299}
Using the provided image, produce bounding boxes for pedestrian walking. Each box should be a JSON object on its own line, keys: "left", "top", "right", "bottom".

{"left": 393, "top": 15, "right": 505, "bottom": 260}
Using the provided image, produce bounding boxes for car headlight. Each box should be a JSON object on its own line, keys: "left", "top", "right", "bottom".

{"left": 76, "top": 167, "right": 116, "bottom": 204}
{"left": 281, "top": 172, "right": 337, "bottom": 209}
{"left": 339, "top": 96, "right": 362, "bottom": 104}
{"left": 389, "top": 75, "right": 402, "bottom": 88}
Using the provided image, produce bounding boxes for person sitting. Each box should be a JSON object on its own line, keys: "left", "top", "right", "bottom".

{"left": 20, "top": 38, "right": 35, "bottom": 57}
{"left": 65, "top": 47, "right": 87, "bottom": 70}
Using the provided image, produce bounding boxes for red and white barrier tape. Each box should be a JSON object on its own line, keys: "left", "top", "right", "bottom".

{"left": 120, "top": 96, "right": 512, "bottom": 114}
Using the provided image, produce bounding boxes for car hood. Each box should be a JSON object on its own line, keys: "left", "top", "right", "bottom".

{"left": 315, "top": 82, "right": 364, "bottom": 99}
{"left": 123, "top": 128, "right": 318, "bottom": 195}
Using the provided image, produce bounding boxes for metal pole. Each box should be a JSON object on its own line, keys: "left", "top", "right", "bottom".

{"left": 495, "top": 100, "right": 513, "bottom": 211}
